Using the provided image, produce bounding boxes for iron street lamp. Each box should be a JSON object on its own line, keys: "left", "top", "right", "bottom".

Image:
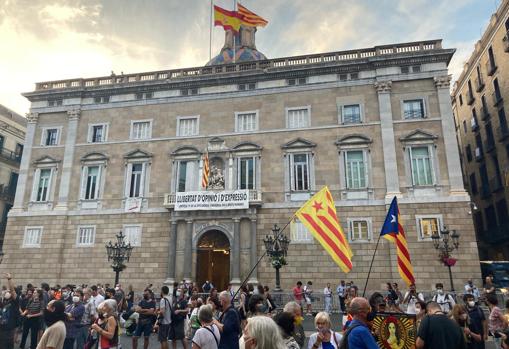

{"left": 106, "top": 231, "right": 134, "bottom": 285}
{"left": 263, "top": 224, "right": 290, "bottom": 292}
{"left": 431, "top": 226, "right": 460, "bottom": 293}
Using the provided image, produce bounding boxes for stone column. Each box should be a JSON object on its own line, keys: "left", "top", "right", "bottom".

{"left": 183, "top": 219, "right": 193, "bottom": 282}
{"left": 248, "top": 218, "right": 258, "bottom": 284}
{"left": 56, "top": 108, "right": 81, "bottom": 210}
{"left": 12, "top": 112, "right": 38, "bottom": 212}
{"left": 435, "top": 76, "right": 467, "bottom": 195}
{"left": 375, "top": 81, "right": 401, "bottom": 198}
{"left": 231, "top": 218, "right": 241, "bottom": 285}
{"left": 164, "top": 221, "right": 178, "bottom": 285}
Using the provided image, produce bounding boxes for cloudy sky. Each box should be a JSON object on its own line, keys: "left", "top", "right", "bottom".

{"left": 0, "top": 0, "right": 499, "bottom": 115}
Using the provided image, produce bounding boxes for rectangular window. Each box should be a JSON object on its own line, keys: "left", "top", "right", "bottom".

{"left": 236, "top": 112, "right": 258, "bottom": 132}
{"left": 470, "top": 173, "right": 478, "bottom": 195}
{"left": 291, "top": 153, "right": 310, "bottom": 191}
{"left": 88, "top": 124, "right": 108, "bottom": 143}
{"left": 37, "top": 169, "right": 52, "bottom": 202}
{"left": 178, "top": 161, "right": 187, "bottom": 192}
{"left": 348, "top": 219, "right": 371, "bottom": 242}
{"left": 48, "top": 99, "right": 63, "bottom": 107}
{"left": 82, "top": 166, "right": 100, "bottom": 200}
{"left": 15, "top": 144, "right": 23, "bottom": 159}
{"left": 23, "top": 227, "right": 42, "bottom": 248}
{"left": 287, "top": 107, "right": 310, "bottom": 129}
{"left": 123, "top": 225, "right": 142, "bottom": 246}
{"left": 417, "top": 216, "right": 442, "bottom": 241}
{"left": 44, "top": 128, "right": 59, "bottom": 146}
{"left": 175, "top": 160, "right": 197, "bottom": 192}
{"left": 177, "top": 117, "right": 199, "bottom": 137}
{"left": 130, "top": 120, "right": 152, "bottom": 140}
{"left": 345, "top": 150, "right": 367, "bottom": 189}
{"left": 129, "top": 163, "right": 143, "bottom": 197}
{"left": 238, "top": 157, "right": 255, "bottom": 190}
{"left": 76, "top": 226, "right": 95, "bottom": 246}
{"left": 466, "top": 145, "right": 473, "bottom": 162}
{"left": 341, "top": 104, "right": 361, "bottom": 124}
{"left": 463, "top": 120, "right": 467, "bottom": 134}
{"left": 290, "top": 220, "right": 312, "bottom": 243}
{"left": 410, "top": 146, "right": 433, "bottom": 186}
{"left": 403, "top": 100, "right": 425, "bottom": 119}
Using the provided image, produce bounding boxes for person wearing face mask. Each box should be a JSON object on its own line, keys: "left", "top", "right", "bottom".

{"left": 282, "top": 302, "right": 305, "bottom": 348}
{"left": 213, "top": 291, "right": 240, "bottom": 349}
{"left": 133, "top": 289, "right": 156, "bottom": 349}
{"left": 20, "top": 289, "right": 44, "bottom": 349}
{"left": 463, "top": 294, "right": 487, "bottom": 349}
{"left": 36, "top": 300, "right": 67, "bottom": 349}
{"left": 90, "top": 299, "right": 118, "bottom": 349}
{"left": 450, "top": 304, "right": 482, "bottom": 349}
{"left": 76, "top": 288, "right": 97, "bottom": 349}
{"left": 0, "top": 273, "right": 20, "bottom": 349}
{"left": 402, "top": 283, "right": 424, "bottom": 315}
{"left": 308, "top": 311, "right": 342, "bottom": 349}
{"left": 63, "top": 290, "right": 85, "bottom": 349}
{"left": 414, "top": 300, "right": 426, "bottom": 331}
{"left": 464, "top": 279, "right": 480, "bottom": 301}
{"left": 431, "top": 283, "right": 455, "bottom": 314}
{"left": 342, "top": 297, "right": 378, "bottom": 349}
{"left": 169, "top": 288, "right": 189, "bottom": 349}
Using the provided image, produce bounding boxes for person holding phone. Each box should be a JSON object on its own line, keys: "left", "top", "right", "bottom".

{"left": 307, "top": 312, "right": 342, "bottom": 349}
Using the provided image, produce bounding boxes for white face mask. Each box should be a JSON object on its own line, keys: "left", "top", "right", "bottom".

{"left": 4, "top": 292, "right": 11, "bottom": 300}
{"left": 72, "top": 296, "right": 80, "bottom": 303}
{"left": 415, "top": 307, "right": 421, "bottom": 312}
{"left": 115, "top": 287, "right": 120, "bottom": 291}
{"left": 437, "top": 289, "right": 444, "bottom": 295}
{"left": 468, "top": 301, "right": 475, "bottom": 307}
{"left": 176, "top": 291, "right": 181, "bottom": 297}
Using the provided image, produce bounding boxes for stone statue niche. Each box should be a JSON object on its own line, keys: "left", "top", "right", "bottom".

{"left": 208, "top": 157, "right": 225, "bottom": 190}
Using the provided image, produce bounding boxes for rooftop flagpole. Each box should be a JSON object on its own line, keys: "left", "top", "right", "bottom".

{"left": 209, "top": 0, "right": 213, "bottom": 61}
{"left": 233, "top": 0, "right": 237, "bottom": 64}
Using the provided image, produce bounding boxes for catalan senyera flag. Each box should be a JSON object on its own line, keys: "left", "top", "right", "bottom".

{"left": 201, "top": 153, "right": 210, "bottom": 189}
{"left": 214, "top": 5, "right": 242, "bottom": 33}
{"left": 380, "top": 197, "right": 415, "bottom": 286}
{"left": 295, "top": 187, "right": 353, "bottom": 273}
{"left": 237, "top": 4, "right": 268, "bottom": 27}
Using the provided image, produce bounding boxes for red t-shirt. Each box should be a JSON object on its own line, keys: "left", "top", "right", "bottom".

{"left": 293, "top": 286, "right": 303, "bottom": 301}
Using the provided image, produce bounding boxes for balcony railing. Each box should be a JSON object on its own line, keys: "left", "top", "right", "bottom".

{"left": 486, "top": 61, "right": 497, "bottom": 76}
{"left": 497, "top": 125, "right": 509, "bottom": 141}
{"left": 475, "top": 76, "right": 485, "bottom": 92}
{"left": 163, "top": 189, "right": 262, "bottom": 208}
{"left": 0, "top": 184, "right": 15, "bottom": 203}
{"left": 481, "top": 106, "right": 490, "bottom": 120}
{"left": 490, "top": 176, "right": 503, "bottom": 193}
{"left": 503, "top": 31, "right": 509, "bottom": 52}
{"left": 0, "top": 148, "right": 21, "bottom": 165}
{"left": 492, "top": 91, "right": 504, "bottom": 107}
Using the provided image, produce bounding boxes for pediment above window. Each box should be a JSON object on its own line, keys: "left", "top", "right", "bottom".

{"left": 33, "top": 156, "right": 60, "bottom": 165}
{"left": 281, "top": 138, "right": 317, "bottom": 150}
{"left": 335, "top": 134, "right": 372, "bottom": 147}
{"left": 81, "top": 152, "right": 109, "bottom": 163}
{"left": 170, "top": 146, "right": 201, "bottom": 157}
{"left": 232, "top": 142, "right": 263, "bottom": 152}
{"left": 207, "top": 137, "right": 229, "bottom": 152}
{"left": 123, "top": 149, "right": 153, "bottom": 159}
{"left": 400, "top": 129, "right": 438, "bottom": 143}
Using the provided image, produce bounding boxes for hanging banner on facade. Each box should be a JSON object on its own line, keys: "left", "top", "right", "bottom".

{"left": 174, "top": 190, "right": 249, "bottom": 211}
{"left": 125, "top": 197, "right": 142, "bottom": 213}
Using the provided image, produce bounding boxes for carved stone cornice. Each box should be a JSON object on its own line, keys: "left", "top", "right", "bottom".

{"left": 374, "top": 80, "right": 392, "bottom": 93}
{"left": 67, "top": 108, "right": 81, "bottom": 120}
{"left": 26, "top": 112, "right": 39, "bottom": 124}
{"left": 434, "top": 75, "right": 451, "bottom": 89}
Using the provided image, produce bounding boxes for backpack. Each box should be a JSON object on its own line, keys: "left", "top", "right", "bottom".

{"left": 339, "top": 324, "right": 362, "bottom": 349}
{"left": 432, "top": 293, "right": 453, "bottom": 311}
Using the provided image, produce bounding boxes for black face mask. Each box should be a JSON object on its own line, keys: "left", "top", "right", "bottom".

{"left": 143, "top": 295, "right": 149, "bottom": 300}
{"left": 98, "top": 313, "right": 105, "bottom": 320}
{"left": 43, "top": 309, "right": 65, "bottom": 327}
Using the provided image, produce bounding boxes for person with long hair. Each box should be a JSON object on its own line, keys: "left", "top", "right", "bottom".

{"left": 20, "top": 289, "right": 43, "bottom": 349}
{"left": 486, "top": 293, "right": 507, "bottom": 348}
{"left": 384, "top": 318, "right": 404, "bottom": 349}
{"left": 450, "top": 304, "right": 482, "bottom": 349}
{"left": 242, "top": 316, "right": 287, "bottom": 349}
{"left": 91, "top": 299, "right": 119, "bottom": 349}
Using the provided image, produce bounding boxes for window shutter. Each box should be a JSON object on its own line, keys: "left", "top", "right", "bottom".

{"left": 80, "top": 166, "right": 88, "bottom": 199}
{"left": 31, "top": 169, "right": 41, "bottom": 201}
{"left": 289, "top": 155, "right": 295, "bottom": 191}
{"left": 125, "top": 163, "right": 133, "bottom": 197}
{"left": 139, "top": 163, "right": 146, "bottom": 197}
{"left": 95, "top": 165, "right": 102, "bottom": 199}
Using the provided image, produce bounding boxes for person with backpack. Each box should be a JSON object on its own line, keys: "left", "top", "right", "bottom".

{"left": 340, "top": 297, "right": 378, "bottom": 349}
{"left": 432, "top": 283, "right": 456, "bottom": 314}
{"left": 0, "top": 272, "right": 20, "bottom": 349}
{"left": 464, "top": 293, "right": 487, "bottom": 349}
{"left": 155, "top": 286, "right": 172, "bottom": 349}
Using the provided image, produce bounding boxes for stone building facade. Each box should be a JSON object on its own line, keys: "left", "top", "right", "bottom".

{"left": 0, "top": 105, "right": 26, "bottom": 254}
{"left": 452, "top": 0, "right": 509, "bottom": 260}
{"left": 0, "top": 38, "right": 480, "bottom": 292}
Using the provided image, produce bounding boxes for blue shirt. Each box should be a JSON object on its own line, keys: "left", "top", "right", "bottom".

{"left": 218, "top": 306, "right": 240, "bottom": 349}
{"left": 347, "top": 320, "right": 379, "bottom": 349}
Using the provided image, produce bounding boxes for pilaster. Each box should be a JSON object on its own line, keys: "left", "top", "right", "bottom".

{"left": 164, "top": 221, "right": 178, "bottom": 285}
{"left": 248, "top": 218, "right": 258, "bottom": 284}
{"left": 183, "top": 219, "right": 193, "bottom": 281}
{"left": 231, "top": 217, "right": 241, "bottom": 285}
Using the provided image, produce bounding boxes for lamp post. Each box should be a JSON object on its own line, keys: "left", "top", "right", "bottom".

{"left": 263, "top": 224, "right": 290, "bottom": 292}
{"left": 106, "top": 231, "right": 134, "bottom": 285}
{"left": 431, "top": 226, "right": 460, "bottom": 293}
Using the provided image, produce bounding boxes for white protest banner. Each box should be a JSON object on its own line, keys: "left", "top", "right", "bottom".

{"left": 174, "top": 190, "right": 249, "bottom": 211}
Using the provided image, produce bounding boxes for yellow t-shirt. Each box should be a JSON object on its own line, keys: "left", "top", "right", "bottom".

{"left": 36, "top": 320, "right": 66, "bottom": 349}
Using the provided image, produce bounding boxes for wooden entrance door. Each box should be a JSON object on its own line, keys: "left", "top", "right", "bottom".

{"left": 196, "top": 230, "right": 230, "bottom": 291}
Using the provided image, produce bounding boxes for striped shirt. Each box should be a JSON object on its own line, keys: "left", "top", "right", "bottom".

{"left": 26, "top": 298, "right": 42, "bottom": 315}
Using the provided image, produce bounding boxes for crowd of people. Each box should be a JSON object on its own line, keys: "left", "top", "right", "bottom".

{"left": 1, "top": 273, "right": 509, "bottom": 349}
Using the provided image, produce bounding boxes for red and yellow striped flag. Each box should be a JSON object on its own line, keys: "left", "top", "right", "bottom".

{"left": 380, "top": 197, "right": 415, "bottom": 286}
{"left": 238, "top": 4, "right": 268, "bottom": 27}
{"left": 295, "top": 187, "right": 353, "bottom": 273}
{"left": 201, "top": 153, "right": 209, "bottom": 189}
{"left": 214, "top": 5, "right": 242, "bottom": 33}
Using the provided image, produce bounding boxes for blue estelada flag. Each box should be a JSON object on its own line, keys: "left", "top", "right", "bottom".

{"left": 380, "top": 197, "right": 415, "bottom": 286}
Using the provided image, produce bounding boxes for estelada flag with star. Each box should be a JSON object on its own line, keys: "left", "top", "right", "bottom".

{"left": 295, "top": 187, "right": 353, "bottom": 273}
{"left": 380, "top": 196, "right": 415, "bottom": 286}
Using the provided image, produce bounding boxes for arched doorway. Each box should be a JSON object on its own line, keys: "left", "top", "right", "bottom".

{"left": 196, "top": 230, "right": 230, "bottom": 291}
